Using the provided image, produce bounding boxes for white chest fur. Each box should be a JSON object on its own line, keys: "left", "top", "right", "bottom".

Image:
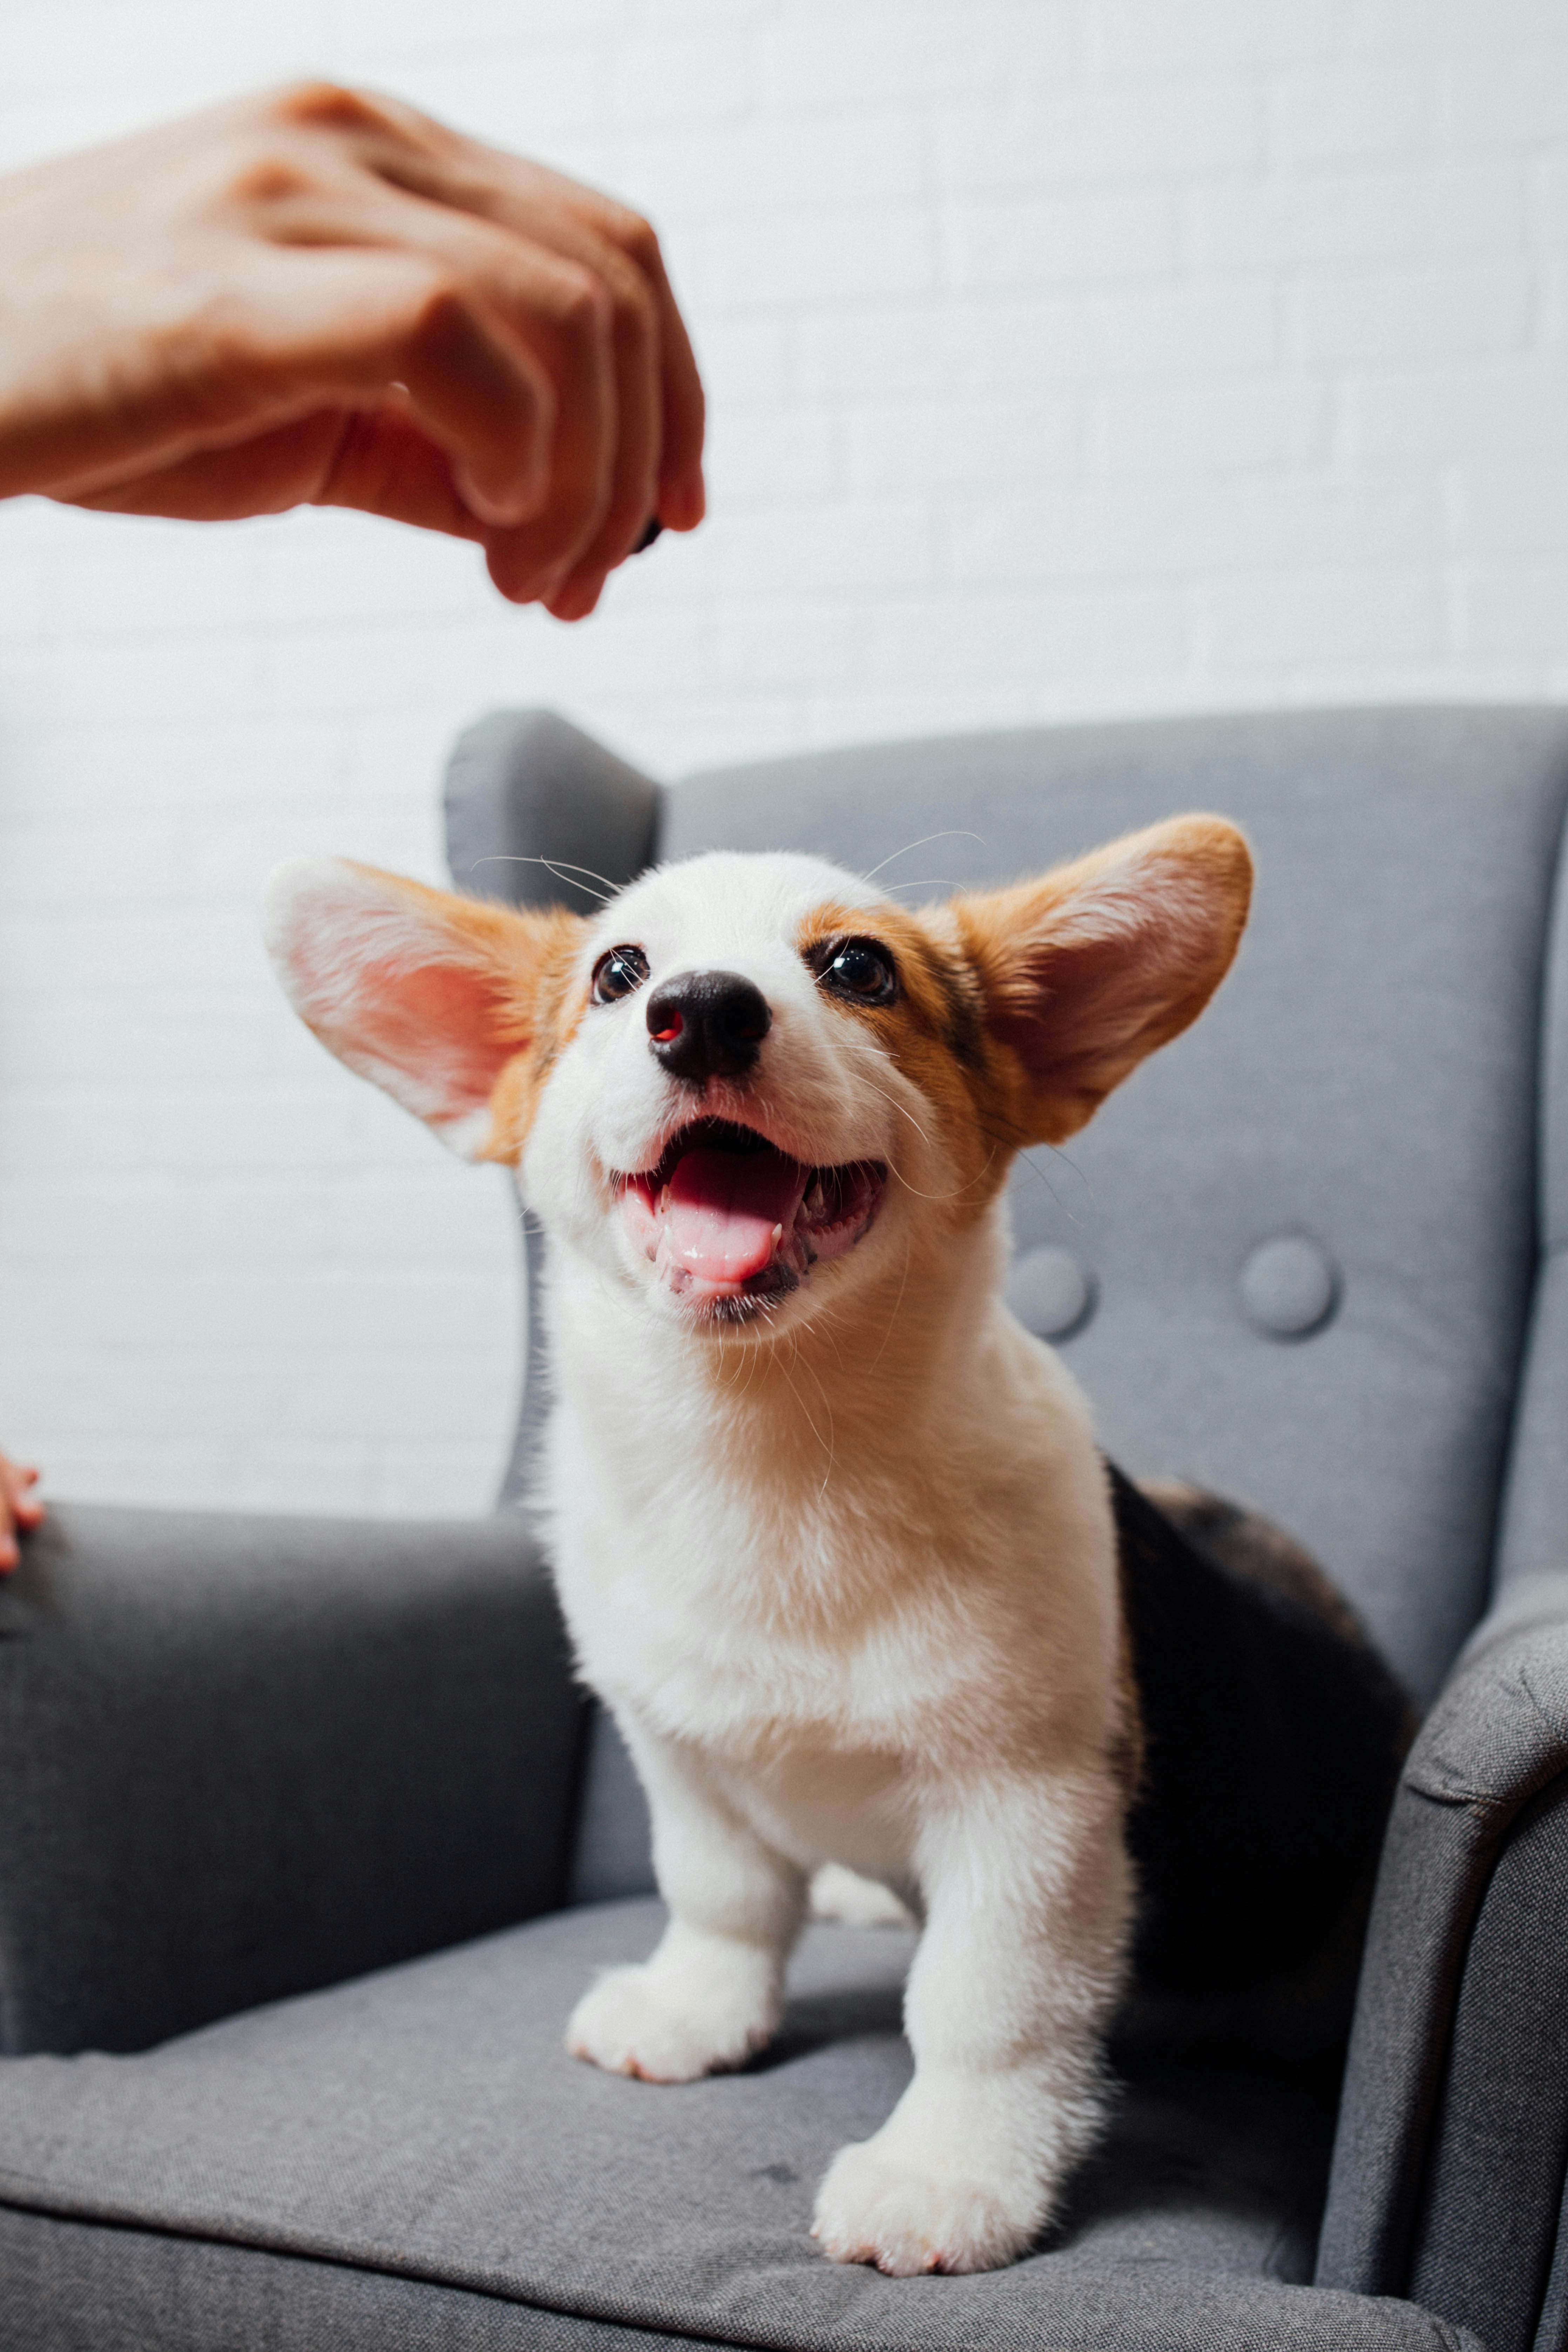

{"left": 538, "top": 1221, "right": 1123, "bottom": 1868}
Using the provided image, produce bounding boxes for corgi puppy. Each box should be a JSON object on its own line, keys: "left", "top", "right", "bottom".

{"left": 265, "top": 817, "right": 1365, "bottom": 2278}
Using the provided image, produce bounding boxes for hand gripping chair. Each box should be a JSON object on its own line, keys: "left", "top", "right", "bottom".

{"left": 4, "top": 703, "right": 1568, "bottom": 2352}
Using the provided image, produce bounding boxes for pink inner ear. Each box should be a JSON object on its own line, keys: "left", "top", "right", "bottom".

{"left": 991, "top": 933, "right": 1148, "bottom": 1090}
{"left": 351, "top": 962, "right": 517, "bottom": 1116}
{"left": 285, "top": 909, "right": 522, "bottom": 1125}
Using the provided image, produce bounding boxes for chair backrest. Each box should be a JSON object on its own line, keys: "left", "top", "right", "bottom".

{"left": 447, "top": 706, "right": 1568, "bottom": 1893}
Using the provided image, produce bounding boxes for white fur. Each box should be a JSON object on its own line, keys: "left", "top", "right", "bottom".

{"left": 265, "top": 841, "right": 1231, "bottom": 2276}
{"left": 809, "top": 1862, "right": 914, "bottom": 1928}
{"left": 520, "top": 853, "right": 1134, "bottom": 2275}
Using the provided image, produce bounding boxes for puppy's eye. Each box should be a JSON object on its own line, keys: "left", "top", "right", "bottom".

{"left": 813, "top": 937, "right": 898, "bottom": 1006}
{"left": 591, "top": 945, "right": 650, "bottom": 1005}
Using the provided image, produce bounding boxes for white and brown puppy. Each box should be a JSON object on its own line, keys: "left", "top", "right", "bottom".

{"left": 264, "top": 820, "right": 1253, "bottom": 2277}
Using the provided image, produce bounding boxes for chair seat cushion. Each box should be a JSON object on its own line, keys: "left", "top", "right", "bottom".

{"left": 0, "top": 1898, "right": 1474, "bottom": 2351}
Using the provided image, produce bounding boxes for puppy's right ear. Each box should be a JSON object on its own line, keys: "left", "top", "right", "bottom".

{"left": 263, "top": 859, "right": 585, "bottom": 1162}
{"left": 950, "top": 815, "right": 1252, "bottom": 1146}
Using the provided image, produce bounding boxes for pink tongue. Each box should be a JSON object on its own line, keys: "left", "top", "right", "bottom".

{"left": 663, "top": 1147, "right": 808, "bottom": 1284}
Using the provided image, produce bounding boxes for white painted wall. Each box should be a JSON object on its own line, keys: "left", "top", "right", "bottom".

{"left": 2, "top": 0, "right": 1566, "bottom": 1519}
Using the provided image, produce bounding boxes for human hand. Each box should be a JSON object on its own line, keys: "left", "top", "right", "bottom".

{"left": 0, "top": 83, "right": 705, "bottom": 615}
{"left": 0, "top": 1450, "right": 44, "bottom": 1573}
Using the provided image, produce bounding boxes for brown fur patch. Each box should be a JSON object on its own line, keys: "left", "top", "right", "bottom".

{"left": 944, "top": 817, "right": 1252, "bottom": 1147}
{"left": 794, "top": 901, "right": 1011, "bottom": 1230}
{"left": 794, "top": 822, "right": 1248, "bottom": 1235}
{"left": 472, "top": 908, "right": 588, "bottom": 1164}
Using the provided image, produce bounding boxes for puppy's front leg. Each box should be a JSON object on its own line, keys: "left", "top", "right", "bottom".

{"left": 567, "top": 1723, "right": 806, "bottom": 2083}
{"left": 813, "top": 1770, "right": 1131, "bottom": 2275}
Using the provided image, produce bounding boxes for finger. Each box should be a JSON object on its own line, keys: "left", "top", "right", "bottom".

{"left": 256, "top": 228, "right": 564, "bottom": 528}
{"left": 71, "top": 402, "right": 492, "bottom": 541}
{"left": 351, "top": 127, "right": 701, "bottom": 548}
{"left": 628, "top": 225, "right": 705, "bottom": 532}
{"left": 0, "top": 1457, "right": 43, "bottom": 1571}
{"left": 313, "top": 398, "right": 495, "bottom": 536}
{"left": 2, "top": 1458, "right": 44, "bottom": 1525}
{"left": 43, "top": 240, "right": 559, "bottom": 531}
{"left": 456, "top": 255, "right": 615, "bottom": 600}
{"left": 267, "top": 183, "right": 619, "bottom": 588}
{"left": 542, "top": 240, "right": 661, "bottom": 618}
{"left": 520, "top": 187, "right": 705, "bottom": 533}
{"left": 241, "top": 90, "right": 699, "bottom": 545}
{"left": 538, "top": 238, "right": 702, "bottom": 611}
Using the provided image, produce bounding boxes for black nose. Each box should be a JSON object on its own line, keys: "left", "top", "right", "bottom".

{"left": 646, "top": 969, "right": 772, "bottom": 1084}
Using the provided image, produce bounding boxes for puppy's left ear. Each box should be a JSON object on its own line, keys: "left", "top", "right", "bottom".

{"left": 951, "top": 815, "right": 1252, "bottom": 1145}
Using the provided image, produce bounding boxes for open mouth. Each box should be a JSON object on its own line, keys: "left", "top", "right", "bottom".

{"left": 618, "top": 1118, "right": 886, "bottom": 1313}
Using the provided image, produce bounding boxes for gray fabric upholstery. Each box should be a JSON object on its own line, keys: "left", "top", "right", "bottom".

{"left": 1496, "top": 799, "right": 1568, "bottom": 1590}
{"left": 0, "top": 1503, "right": 583, "bottom": 2055}
{"left": 1408, "top": 1776, "right": 1568, "bottom": 2352}
{"left": 1317, "top": 1570, "right": 1568, "bottom": 2350}
{"left": 565, "top": 1709, "right": 655, "bottom": 1908}
{"left": 0, "top": 1897, "right": 1481, "bottom": 2352}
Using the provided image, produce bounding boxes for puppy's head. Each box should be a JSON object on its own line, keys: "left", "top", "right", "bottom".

{"left": 264, "top": 818, "right": 1250, "bottom": 1338}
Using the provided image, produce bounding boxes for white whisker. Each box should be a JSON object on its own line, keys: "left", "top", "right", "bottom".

{"left": 866, "top": 1227, "right": 914, "bottom": 1377}
{"left": 468, "top": 853, "right": 618, "bottom": 905}
{"left": 777, "top": 1345, "right": 834, "bottom": 1496}
{"left": 861, "top": 830, "right": 986, "bottom": 885}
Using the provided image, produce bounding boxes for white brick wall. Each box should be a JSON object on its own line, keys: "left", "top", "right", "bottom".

{"left": 2, "top": 0, "right": 1566, "bottom": 1520}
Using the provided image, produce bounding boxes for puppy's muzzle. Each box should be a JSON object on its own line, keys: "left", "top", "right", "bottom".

{"left": 647, "top": 971, "right": 771, "bottom": 1086}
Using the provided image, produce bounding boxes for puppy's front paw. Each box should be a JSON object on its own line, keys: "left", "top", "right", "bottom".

{"left": 811, "top": 2139, "right": 1040, "bottom": 2276}
{"left": 566, "top": 1960, "right": 775, "bottom": 2084}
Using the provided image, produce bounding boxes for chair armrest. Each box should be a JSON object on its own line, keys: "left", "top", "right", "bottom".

{"left": 0, "top": 1503, "right": 583, "bottom": 2057}
{"left": 1316, "top": 1570, "right": 1568, "bottom": 2352}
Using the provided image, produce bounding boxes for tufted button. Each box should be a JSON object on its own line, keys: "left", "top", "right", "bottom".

{"left": 1007, "top": 1244, "right": 1096, "bottom": 1340}
{"left": 1238, "top": 1236, "right": 1339, "bottom": 1339}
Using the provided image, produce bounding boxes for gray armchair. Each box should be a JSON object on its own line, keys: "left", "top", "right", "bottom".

{"left": 4, "top": 703, "right": 1566, "bottom": 2352}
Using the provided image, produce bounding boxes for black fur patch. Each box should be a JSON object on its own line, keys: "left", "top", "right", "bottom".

{"left": 1108, "top": 1462, "right": 1413, "bottom": 2003}
{"left": 933, "top": 962, "right": 985, "bottom": 1069}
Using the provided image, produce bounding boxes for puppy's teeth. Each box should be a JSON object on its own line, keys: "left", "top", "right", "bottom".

{"left": 659, "top": 1185, "right": 673, "bottom": 1214}
{"left": 770, "top": 1224, "right": 783, "bottom": 1246}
